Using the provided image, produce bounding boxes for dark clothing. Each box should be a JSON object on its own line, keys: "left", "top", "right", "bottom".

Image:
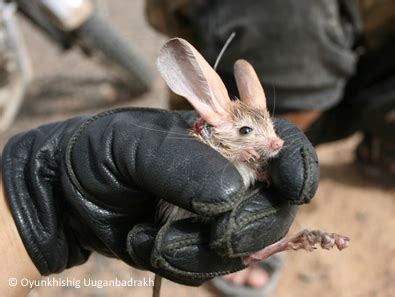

{"left": 147, "top": 0, "right": 362, "bottom": 112}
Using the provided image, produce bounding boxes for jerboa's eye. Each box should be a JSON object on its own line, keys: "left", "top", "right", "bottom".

{"left": 239, "top": 126, "right": 253, "bottom": 135}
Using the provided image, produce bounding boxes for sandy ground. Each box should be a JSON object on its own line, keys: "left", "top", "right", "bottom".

{"left": 0, "top": 1, "right": 394, "bottom": 297}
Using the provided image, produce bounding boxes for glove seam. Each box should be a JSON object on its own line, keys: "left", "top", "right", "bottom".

{"left": 274, "top": 119, "right": 319, "bottom": 205}
{"left": 192, "top": 190, "right": 244, "bottom": 216}
{"left": 151, "top": 222, "right": 245, "bottom": 279}
{"left": 65, "top": 107, "right": 173, "bottom": 212}
{"left": 155, "top": 257, "right": 243, "bottom": 279}
{"left": 209, "top": 188, "right": 261, "bottom": 256}
{"left": 165, "top": 237, "right": 205, "bottom": 251}
{"left": 299, "top": 147, "right": 313, "bottom": 204}
{"left": 210, "top": 191, "right": 281, "bottom": 256}
{"left": 230, "top": 207, "right": 287, "bottom": 257}
{"left": 236, "top": 208, "right": 279, "bottom": 229}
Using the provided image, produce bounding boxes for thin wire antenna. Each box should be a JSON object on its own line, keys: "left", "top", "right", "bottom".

{"left": 213, "top": 32, "right": 236, "bottom": 71}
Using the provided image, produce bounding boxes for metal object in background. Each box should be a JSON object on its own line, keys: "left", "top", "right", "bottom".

{"left": 40, "top": 0, "right": 94, "bottom": 31}
{"left": 17, "top": 0, "right": 153, "bottom": 93}
{"left": 0, "top": 0, "right": 153, "bottom": 132}
{"left": 0, "top": 1, "right": 32, "bottom": 132}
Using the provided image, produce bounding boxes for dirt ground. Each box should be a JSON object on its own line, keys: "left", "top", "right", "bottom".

{"left": 0, "top": 1, "right": 394, "bottom": 297}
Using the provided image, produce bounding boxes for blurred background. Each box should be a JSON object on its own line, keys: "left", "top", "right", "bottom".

{"left": 0, "top": 0, "right": 394, "bottom": 296}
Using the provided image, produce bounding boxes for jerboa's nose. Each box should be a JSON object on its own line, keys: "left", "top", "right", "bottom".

{"left": 270, "top": 138, "right": 284, "bottom": 151}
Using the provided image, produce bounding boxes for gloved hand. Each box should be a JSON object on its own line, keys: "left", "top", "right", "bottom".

{"left": 1, "top": 108, "right": 319, "bottom": 286}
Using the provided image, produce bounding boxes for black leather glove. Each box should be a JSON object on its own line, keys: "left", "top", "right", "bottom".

{"left": 1, "top": 108, "right": 319, "bottom": 286}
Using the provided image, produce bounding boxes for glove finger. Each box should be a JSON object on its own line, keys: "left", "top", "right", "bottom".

{"left": 126, "top": 223, "right": 204, "bottom": 286}
{"left": 270, "top": 118, "right": 319, "bottom": 205}
{"left": 210, "top": 186, "right": 297, "bottom": 257}
{"left": 127, "top": 220, "right": 245, "bottom": 286}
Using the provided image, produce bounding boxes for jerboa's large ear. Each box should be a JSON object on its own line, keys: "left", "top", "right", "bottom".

{"left": 157, "top": 38, "right": 231, "bottom": 126}
{"left": 234, "top": 59, "right": 267, "bottom": 110}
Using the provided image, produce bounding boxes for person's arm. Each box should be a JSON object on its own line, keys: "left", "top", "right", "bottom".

{"left": 0, "top": 182, "right": 40, "bottom": 297}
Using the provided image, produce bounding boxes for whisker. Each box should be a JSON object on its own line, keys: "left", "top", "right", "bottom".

{"left": 279, "top": 132, "right": 306, "bottom": 140}
{"left": 127, "top": 119, "right": 196, "bottom": 137}
{"left": 279, "top": 138, "right": 311, "bottom": 151}
{"left": 280, "top": 133, "right": 301, "bottom": 139}
{"left": 162, "top": 137, "right": 198, "bottom": 140}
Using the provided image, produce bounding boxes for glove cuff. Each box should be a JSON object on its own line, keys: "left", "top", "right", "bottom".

{"left": 1, "top": 117, "right": 91, "bottom": 275}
